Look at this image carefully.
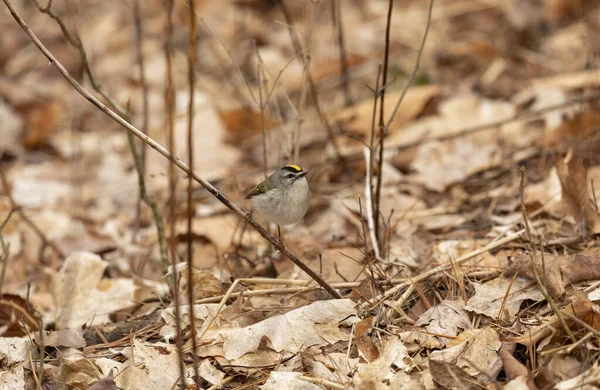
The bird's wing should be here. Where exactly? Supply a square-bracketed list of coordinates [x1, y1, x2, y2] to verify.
[244, 183, 267, 199]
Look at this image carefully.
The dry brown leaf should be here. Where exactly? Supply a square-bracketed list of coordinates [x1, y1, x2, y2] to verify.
[428, 359, 479, 390]
[499, 348, 530, 380]
[415, 300, 471, 346]
[355, 316, 379, 363]
[37, 329, 86, 349]
[353, 338, 410, 389]
[217, 299, 358, 360]
[96, 340, 196, 388]
[20, 99, 65, 148]
[506, 293, 600, 347]
[89, 371, 118, 390]
[504, 249, 600, 297]
[411, 138, 501, 192]
[218, 105, 276, 142]
[49, 252, 139, 329]
[465, 276, 543, 321]
[430, 327, 502, 378]
[556, 155, 600, 234]
[0, 294, 38, 337]
[554, 364, 600, 390]
[331, 84, 440, 137]
[261, 372, 320, 390]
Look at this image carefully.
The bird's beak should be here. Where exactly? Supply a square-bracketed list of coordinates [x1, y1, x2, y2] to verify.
[299, 171, 308, 178]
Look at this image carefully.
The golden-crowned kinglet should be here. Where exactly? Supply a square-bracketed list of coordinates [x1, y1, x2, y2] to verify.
[244, 164, 311, 226]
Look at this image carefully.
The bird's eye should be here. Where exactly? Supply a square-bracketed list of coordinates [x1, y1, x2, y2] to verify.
[286, 173, 295, 179]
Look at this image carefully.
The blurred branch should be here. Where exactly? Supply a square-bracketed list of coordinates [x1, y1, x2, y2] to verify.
[132, 0, 150, 241]
[375, 0, 434, 249]
[0, 207, 16, 295]
[278, 0, 345, 164]
[32, 0, 126, 116]
[163, 0, 187, 388]
[185, 0, 201, 385]
[0, 167, 65, 260]
[331, 0, 352, 106]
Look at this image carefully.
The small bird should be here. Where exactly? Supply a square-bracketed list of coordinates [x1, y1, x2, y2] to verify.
[244, 165, 311, 243]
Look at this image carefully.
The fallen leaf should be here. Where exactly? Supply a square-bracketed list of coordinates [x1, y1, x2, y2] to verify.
[554, 364, 600, 390]
[260, 372, 320, 390]
[37, 329, 86, 348]
[89, 371, 118, 390]
[353, 338, 409, 388]
[331, 84, 440, 137]
[428, 359, 479, 390]
[504, 249, 600, 297]
[219, 299, 359, 360]
[355, 316, 379, 363]
[50, 252, 139, 329]
[465, 276, 544, 321]
[411, 138, 501, 192]
[430, 327, 502, 378]
[506, 293, 600, 347]
[96, 340, 196, 389]
[199, 360, 225, 386]
[415, 300, 471, 346]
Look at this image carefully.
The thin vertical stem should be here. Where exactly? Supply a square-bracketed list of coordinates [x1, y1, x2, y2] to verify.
[186, 0, 200, 386]
[132, 0, 149, 241]
[165, 0, 186, 387]
[374, 0, 394, 248]
[331, 0, 352, 106]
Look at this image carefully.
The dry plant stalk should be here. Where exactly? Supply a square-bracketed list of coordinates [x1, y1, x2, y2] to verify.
[374, 0, 434, 250]
[518, 167, 576, 344]
[1, 0, 342, 300]
[185, 0, 201, 384]
[163, 0, 187, 387]
[132, 0, 150, 240]
[278, 0, 345, 164]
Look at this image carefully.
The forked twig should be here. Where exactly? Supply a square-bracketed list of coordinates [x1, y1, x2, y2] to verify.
[1, 0, 342, 300]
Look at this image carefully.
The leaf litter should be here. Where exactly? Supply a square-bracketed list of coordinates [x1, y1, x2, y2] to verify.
[3, 0, 600, 389]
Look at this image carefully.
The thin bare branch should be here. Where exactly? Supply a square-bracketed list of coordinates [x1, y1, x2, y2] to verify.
[186, 0, 201, 385]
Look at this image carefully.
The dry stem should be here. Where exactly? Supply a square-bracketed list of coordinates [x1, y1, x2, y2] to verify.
[186, 0, 201, 385]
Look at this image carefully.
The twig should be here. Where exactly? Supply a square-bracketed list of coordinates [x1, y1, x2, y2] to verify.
[383, 0, 434, 133]
[331, 0, 352, 106]
[0, 207, 15, 295]
[518, 167, 576, 344]
[363, 148, 381, 260]
[1, 0, 342, 300]
[360, 229, 525, 311]
[374, 0, 394, 244]
[185, 0, 201, 385]
[163, 1, 186, 388]
[375, 0, 435, 247]
[31, 0, 126, 116]
[298, 375, 345, 390]
[126, 133, 169, 272]
[278, 0, 345, 164]
[256, 45, 269, 178]
[0, 167, 65, 259]
[132, 0, 150, 241]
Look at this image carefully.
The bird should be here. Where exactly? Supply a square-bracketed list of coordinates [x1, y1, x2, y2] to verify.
[244, 164, 311, 246]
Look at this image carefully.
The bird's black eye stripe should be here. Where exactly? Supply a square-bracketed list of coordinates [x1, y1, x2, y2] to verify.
[286, 173, 295, 179]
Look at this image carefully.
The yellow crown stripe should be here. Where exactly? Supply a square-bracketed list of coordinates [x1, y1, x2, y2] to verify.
[285, 164, 303, 172]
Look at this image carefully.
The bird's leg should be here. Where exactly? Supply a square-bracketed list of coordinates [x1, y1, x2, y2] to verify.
[277, 225, 284, 250]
